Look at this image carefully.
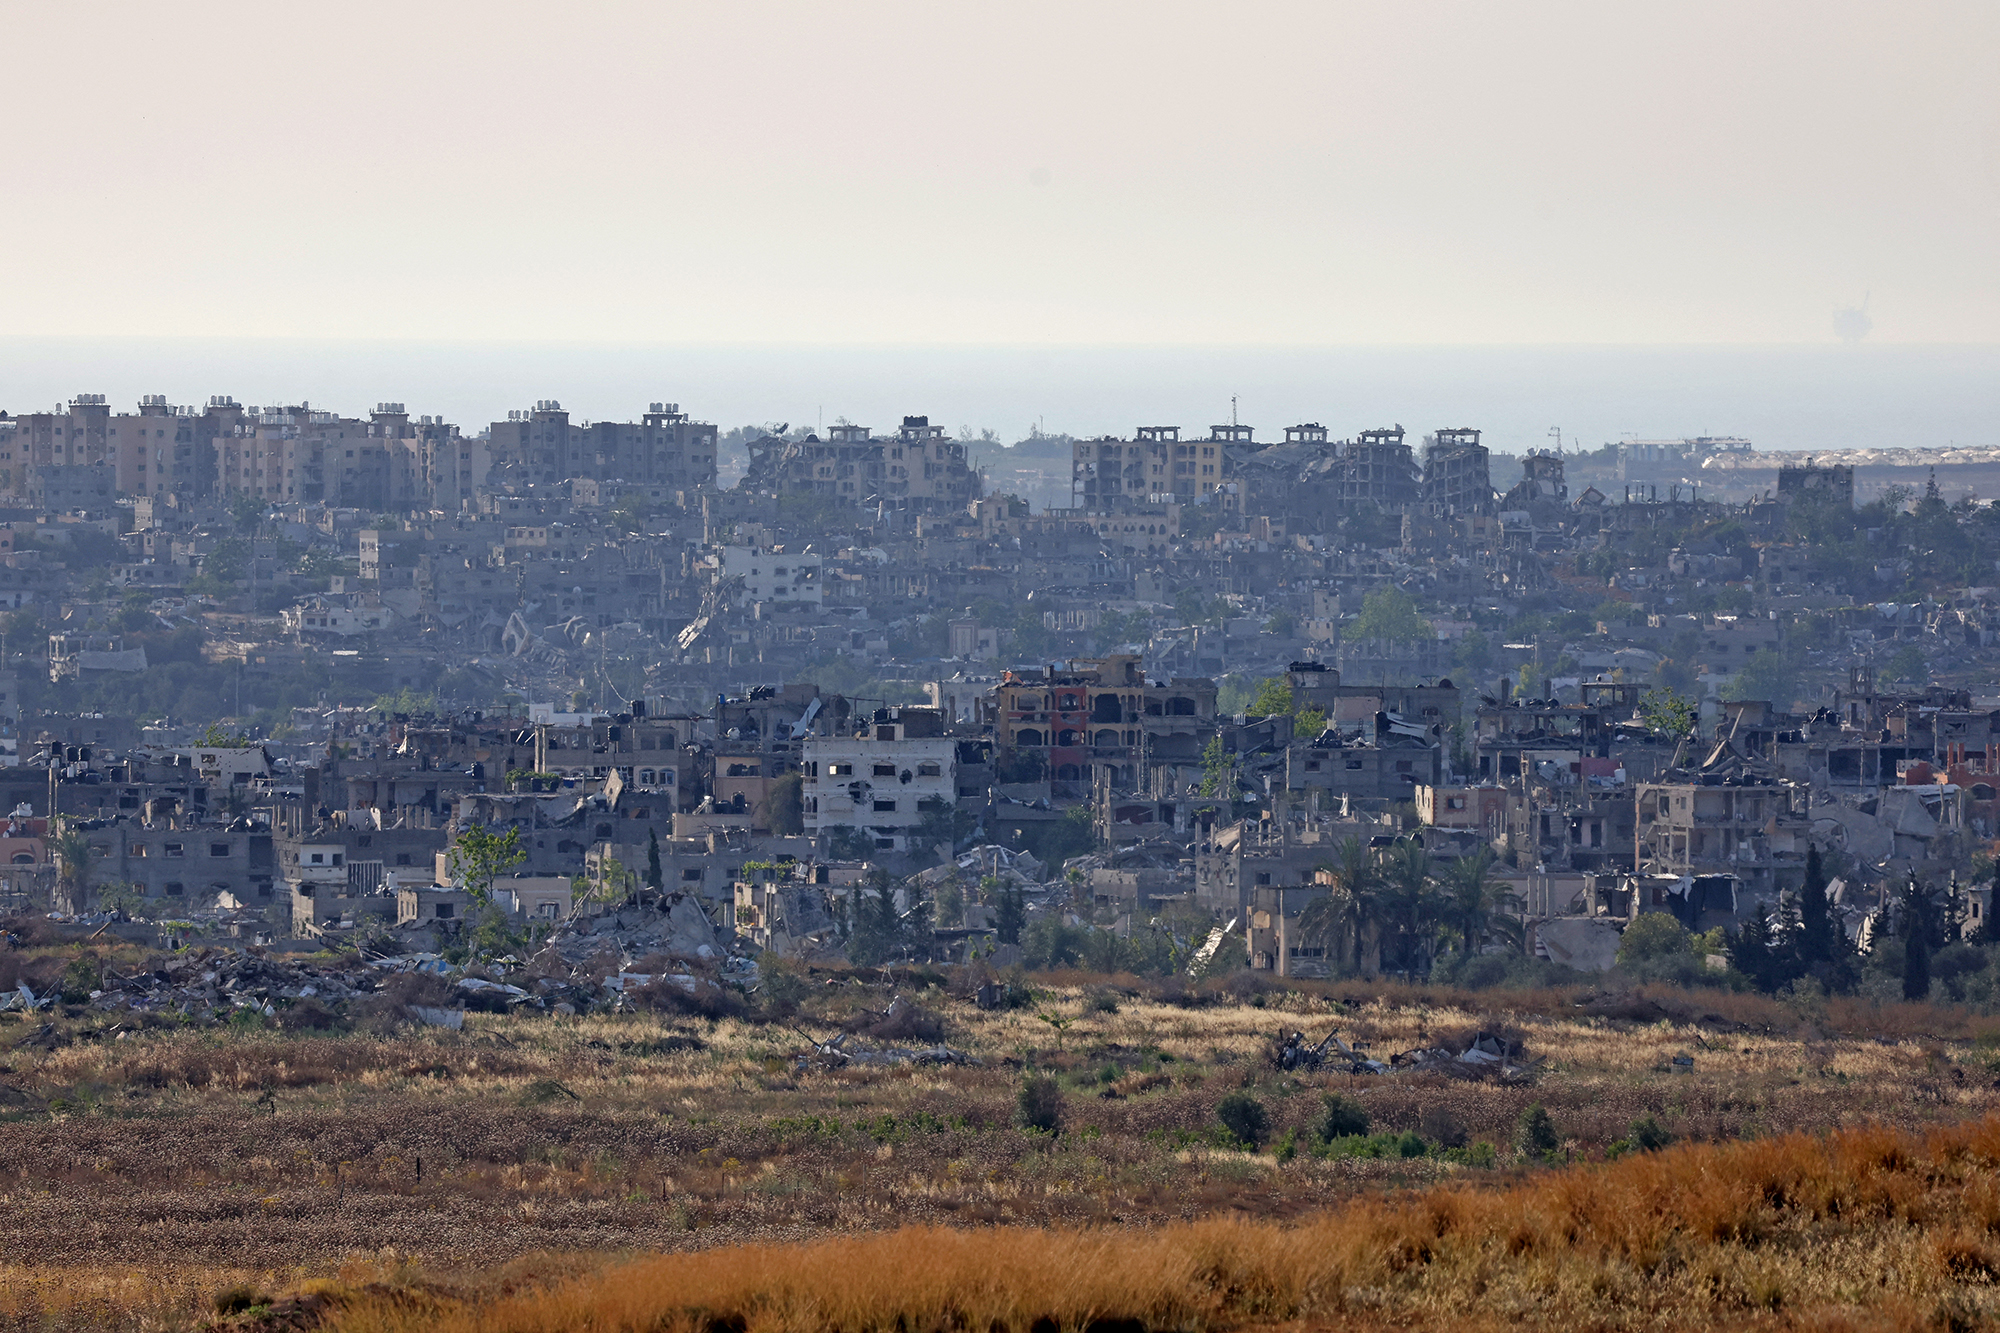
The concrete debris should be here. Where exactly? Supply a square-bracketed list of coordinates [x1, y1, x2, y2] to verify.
[794, 1031, 979, 1069]
[456, 977, 530, 1000]
[3, 982, 50, 1012]
[543, 895, 722, 966]
[1390, 1030, 1538, 1083]
[1534, 917, 1624, 972]
[4, 898, 756, 1026]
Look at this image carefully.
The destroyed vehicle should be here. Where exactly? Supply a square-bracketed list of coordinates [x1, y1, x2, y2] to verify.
[1276, 1028, 1387, 1075]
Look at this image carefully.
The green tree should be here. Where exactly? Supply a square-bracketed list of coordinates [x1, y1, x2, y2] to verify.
[1015, 1074, 1063, 1133]
[934, 874, 965, 929]
[1728, 900, 1790, 993]
[1376, 839, 1437, 977]
[52, 823, 93, 910]
[1900, 873, 1938, 1001]
[1904, 915, 1932, 1000]
[846, 870, 928, 965]
[608, 493, 651, 533]
[1216, 1092, 1270, 1148]
[1617, 912, 1693, 966]
[1432, 848, 1522, 958]
[646, 828, 663, 894]
[1298, 835, 1379, 974]
[1215, 675, 1257, 716]
[910, 801, 975, 862]
[591, 854, 632, 906]
[1884, 644, 1929, 687]
[1639, 687, 1698, 740]
[1318, 1093, 1370, 1140]
[228, 490, 265, 533]
[1245, 677, 1293, 719]
[445, 824, 527, 907]
[371, 686, 436, 716]
[1348, 585, 1432, 644]
[1516, 1104, 1561, 1159]
[994, 880, 1027, 945]
[768, 771, 805, 836]
[826, 825, 876, 860]
[1794, 845, 1844, 977]
[1198, 735, 1234, 799]
[1453, 628, 1493, 670]
[1722, 645, 1805, 709]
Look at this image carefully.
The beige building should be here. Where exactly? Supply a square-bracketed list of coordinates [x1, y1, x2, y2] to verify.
[1070, 424, 1238, 510]
[1634, 776, 1812, 907]
[487, 400, 717, 492]
[747, 418, 978, 512]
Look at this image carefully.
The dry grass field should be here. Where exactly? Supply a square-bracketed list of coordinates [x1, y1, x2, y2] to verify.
[5, 961, 2000, 1330]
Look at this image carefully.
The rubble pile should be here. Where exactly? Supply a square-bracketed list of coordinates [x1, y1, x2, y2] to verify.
[0, 895, 757, 1026]
[5, 948, 376, 1021]
[1272, 1027, 1538, 1083]
[1390, 1030, 1539, 1084]
[541, 896, 723, 967]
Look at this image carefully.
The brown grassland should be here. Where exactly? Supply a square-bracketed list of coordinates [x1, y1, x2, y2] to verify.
[7, 955, 2000, 1330]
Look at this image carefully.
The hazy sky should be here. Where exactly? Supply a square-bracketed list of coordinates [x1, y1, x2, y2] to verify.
[3, 1, 1996, 345]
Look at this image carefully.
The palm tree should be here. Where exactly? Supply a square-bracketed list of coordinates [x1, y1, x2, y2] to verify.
[52, 824, 93, 912]
[1299, 835, 1379, 975]
[1432, 847, 1524, 959]
[1295, 886, 1356, 974]
[1376, 838, 1437, 978]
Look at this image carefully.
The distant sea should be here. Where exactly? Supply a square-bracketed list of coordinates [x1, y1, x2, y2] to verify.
[2, 339, 1994, 461]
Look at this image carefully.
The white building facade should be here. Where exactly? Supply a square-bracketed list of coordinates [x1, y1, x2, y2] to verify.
[803, 725, 956, 853]
[720, 545, 823, 606]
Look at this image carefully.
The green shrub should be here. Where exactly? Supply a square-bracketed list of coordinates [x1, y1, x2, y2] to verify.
[1418, 1105, 1467, 1149]
[1516, 1103, 1560, 1159]
[57, 953, 102, 1004]
[1317, 1131, 1431, 1161]
[1629, 1114, 1673, 1152]
[1016, 1074, 1063, 1134]
[1216, 1092, 1270, 1148]
[759, 958, 810, 1013]
[1318, 1093, 1370, 1141]
[1618, 912, 1693, 963]
[1443, 1141, 1498, 1168]
[213, 1284, 269, 1316]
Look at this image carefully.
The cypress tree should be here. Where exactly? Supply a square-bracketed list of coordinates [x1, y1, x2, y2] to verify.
[995, 884, 1026, 945]
[1797, 845, 1838, 968]
[646, 828, 663, 894]
[1902, 874, 1933, 1002]
[1729, 901, 1778, 992]
[1904, 925, 1933, 1001]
